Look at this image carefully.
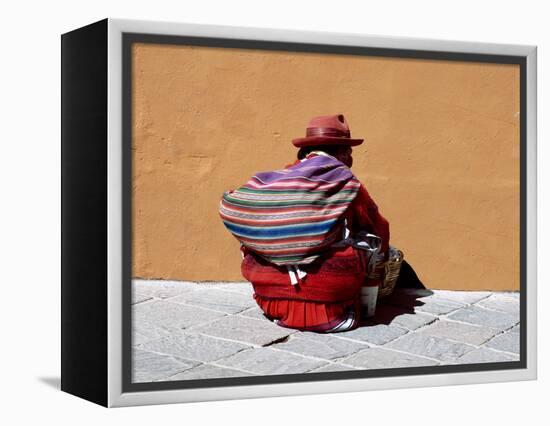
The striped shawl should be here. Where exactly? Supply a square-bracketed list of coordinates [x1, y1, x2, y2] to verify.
[219, 154, 361, 265]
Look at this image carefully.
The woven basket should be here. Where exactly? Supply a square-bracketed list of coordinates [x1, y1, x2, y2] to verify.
[368, 247, 404, 299]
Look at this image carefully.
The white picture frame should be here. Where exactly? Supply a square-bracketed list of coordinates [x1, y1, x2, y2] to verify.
[61, 18, 537, 407]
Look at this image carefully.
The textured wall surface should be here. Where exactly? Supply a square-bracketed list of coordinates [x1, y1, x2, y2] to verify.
[132, 43, 520, 290]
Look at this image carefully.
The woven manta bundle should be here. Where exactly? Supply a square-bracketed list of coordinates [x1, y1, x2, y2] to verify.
[219, 154, 361, 265]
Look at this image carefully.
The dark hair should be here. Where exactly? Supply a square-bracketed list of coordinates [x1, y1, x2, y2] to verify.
[297, 145, 348, 160]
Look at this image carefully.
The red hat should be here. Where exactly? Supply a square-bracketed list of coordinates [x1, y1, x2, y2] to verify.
[292, 114, 364, 148]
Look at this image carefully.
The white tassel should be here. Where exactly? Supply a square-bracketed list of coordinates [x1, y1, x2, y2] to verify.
[295, 266, 307, 280]
[287, 266, 298, 285]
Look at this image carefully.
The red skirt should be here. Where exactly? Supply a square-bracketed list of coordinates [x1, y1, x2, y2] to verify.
[242, 245, 366, 332]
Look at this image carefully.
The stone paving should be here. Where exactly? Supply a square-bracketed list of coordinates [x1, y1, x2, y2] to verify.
[132, 280, 520, 383]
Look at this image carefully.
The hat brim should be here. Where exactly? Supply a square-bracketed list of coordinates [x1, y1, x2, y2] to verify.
[292, 136, 364, 148]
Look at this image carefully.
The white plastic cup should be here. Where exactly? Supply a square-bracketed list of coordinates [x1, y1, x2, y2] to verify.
[361, 286, 379, 317]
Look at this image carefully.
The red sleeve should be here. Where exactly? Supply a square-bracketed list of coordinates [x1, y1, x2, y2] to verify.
[346, 184, 390, 257]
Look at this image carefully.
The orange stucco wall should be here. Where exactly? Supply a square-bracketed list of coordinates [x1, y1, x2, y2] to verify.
[131, 43, 520, 291]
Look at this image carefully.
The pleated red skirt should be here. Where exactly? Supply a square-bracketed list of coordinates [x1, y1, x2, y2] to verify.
[253, 294, 361, 332]
[242, 245, 366, 332]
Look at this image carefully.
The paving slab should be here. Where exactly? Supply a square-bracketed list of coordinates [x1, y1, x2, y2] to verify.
[216, 347, 327, 375]
[309, 363, 359, 373]
[203, 282, 255, 296]
[447, 305, 519, 330]
[132, 349, 198, 383]
[342, 347, 439, 369]
[239, 306, 269, 320]
[430, 290, 492, 305]
[166, 364, 254, 380]
[382, 290, 466, 315]
[455, 347, 519, 363]
[476, 293, 520, 314]
[381, 290, 434, 310]
[133, 279, 199, 299]
[190, 315, 295, 346]
[133, 300, 226, 332]
[132, 292, 153, 305]
[271, 333, 367, 360]
[484, 331, 520, 354]
[133, 330, 153, 347]
[138, 332, 251, 363]
[131, 280, 522, 379]
[386, 333, 474, 362]
[170, 288, 256, 314]
[414, 298, 466, 315]
[132, 319, 174, 346]
[498, 292, 519, 300]
[418, 320, 500, 346]
[373, 303, 437, 330]
[337, 323, 408, 345]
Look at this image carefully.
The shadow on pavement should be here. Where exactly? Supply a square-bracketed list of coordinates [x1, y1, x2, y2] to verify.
[359, 260, 433, 325]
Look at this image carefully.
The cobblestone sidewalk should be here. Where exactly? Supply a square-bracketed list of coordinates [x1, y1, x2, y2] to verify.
[132, 280, 520, 382]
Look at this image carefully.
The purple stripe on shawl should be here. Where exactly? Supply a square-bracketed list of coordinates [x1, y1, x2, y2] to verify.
[254, 155, 352, 184]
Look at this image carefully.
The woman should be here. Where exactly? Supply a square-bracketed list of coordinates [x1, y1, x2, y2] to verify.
[221, 114, 390, 332]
